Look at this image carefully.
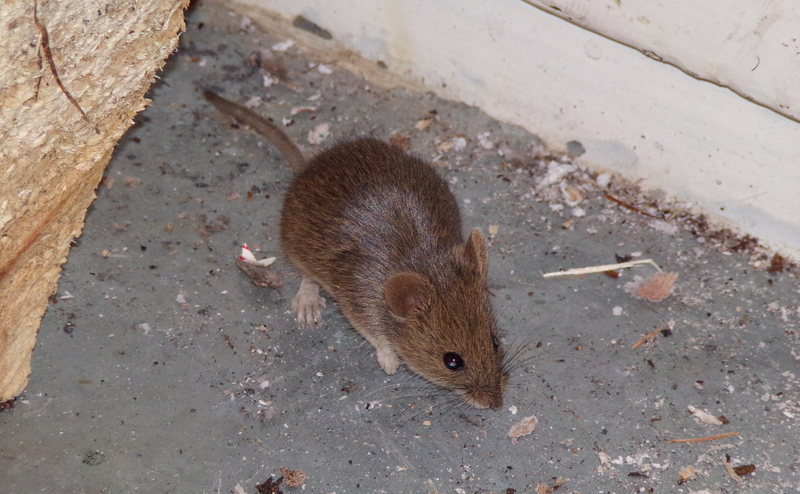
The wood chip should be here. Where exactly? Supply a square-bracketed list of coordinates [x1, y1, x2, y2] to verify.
[415, 117, 434, 131]
[688, 405, 723, 425]
[508, 415, 538, 444]
[307, 123, 329, 145]
[678, 465, 696, 481]
[124, 177, 142, 188]
[563, 186, 583, 204]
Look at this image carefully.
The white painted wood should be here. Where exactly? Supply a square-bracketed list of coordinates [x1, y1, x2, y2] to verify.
[220, 0, 800, 258]
[526, 0, 800, 122]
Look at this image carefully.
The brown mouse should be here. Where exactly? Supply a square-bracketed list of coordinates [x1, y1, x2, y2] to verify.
[203, 90, 508, 409]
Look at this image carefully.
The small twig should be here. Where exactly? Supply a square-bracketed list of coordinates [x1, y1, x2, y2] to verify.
[605, 193, 660, 219]
[543, 259, 662, 278]
[34, 0, 93, 127]
[631, 328, 661, 350]
[666, 431, 740, 443]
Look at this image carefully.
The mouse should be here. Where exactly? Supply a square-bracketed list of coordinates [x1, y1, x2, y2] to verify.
[202, 90, 508, 409]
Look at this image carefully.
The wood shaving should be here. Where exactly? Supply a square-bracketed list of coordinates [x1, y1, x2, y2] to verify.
[678, 465, 696, 481]
[290, 106, 317, 116]
[415, 118, 434, 131]
[307, 123, 329, 145]
[124, 177, 142, 188]
[280, 466, 306, 487]
[508, 415, 538, 443]
[688, 405, 723, 425]
[542, 259, 662, 278]
[722, 455, 743, 484]
[436, 139, 453, 153]
[624, 272, 678, 301]
[535, 484, 552, 494]
[562, 185, 583, 205]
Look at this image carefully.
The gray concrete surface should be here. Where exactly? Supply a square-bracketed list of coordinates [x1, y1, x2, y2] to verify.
[2, 1, 799, 492]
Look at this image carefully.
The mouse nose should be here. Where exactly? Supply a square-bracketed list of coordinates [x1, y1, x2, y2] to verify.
[468, 388, 503, 410]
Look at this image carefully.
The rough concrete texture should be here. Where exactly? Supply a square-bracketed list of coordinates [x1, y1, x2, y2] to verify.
[2, 2, 799, 493]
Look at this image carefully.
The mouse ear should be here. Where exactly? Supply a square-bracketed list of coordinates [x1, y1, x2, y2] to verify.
[464, 228, 489, 279]
[385, 273, 430, 318]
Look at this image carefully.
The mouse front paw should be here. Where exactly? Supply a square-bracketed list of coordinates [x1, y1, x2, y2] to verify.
[291, 277, 326, 325]
[376, 347, 400, 375]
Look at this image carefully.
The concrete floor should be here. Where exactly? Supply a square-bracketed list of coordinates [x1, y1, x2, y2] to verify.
[2, 1, 799, 492]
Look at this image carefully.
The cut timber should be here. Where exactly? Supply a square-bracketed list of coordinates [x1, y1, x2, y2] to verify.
[0, 0, 189, 402]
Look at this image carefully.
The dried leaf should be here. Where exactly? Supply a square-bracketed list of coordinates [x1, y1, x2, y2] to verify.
[625, 272, 678, 301]
[508, 415, 538, 443]
[733, 464, 756, 476]
[280, 467, 306, 487]
[388, 131, 411, 151]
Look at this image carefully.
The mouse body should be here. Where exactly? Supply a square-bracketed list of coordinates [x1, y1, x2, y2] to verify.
[203, 90, 507, 409]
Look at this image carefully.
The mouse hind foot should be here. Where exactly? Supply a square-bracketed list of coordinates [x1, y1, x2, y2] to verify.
[292, 277, 327, 325]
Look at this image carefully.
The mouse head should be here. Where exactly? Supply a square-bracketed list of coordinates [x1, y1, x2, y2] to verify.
[385, 229, 508, 409]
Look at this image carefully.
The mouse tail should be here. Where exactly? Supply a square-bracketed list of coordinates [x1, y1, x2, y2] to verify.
[202, 89, 307, 174]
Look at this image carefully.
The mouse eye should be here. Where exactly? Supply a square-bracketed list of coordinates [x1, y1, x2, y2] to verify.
[443, 352, 464, 371]
[491, 336, 500, 351]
